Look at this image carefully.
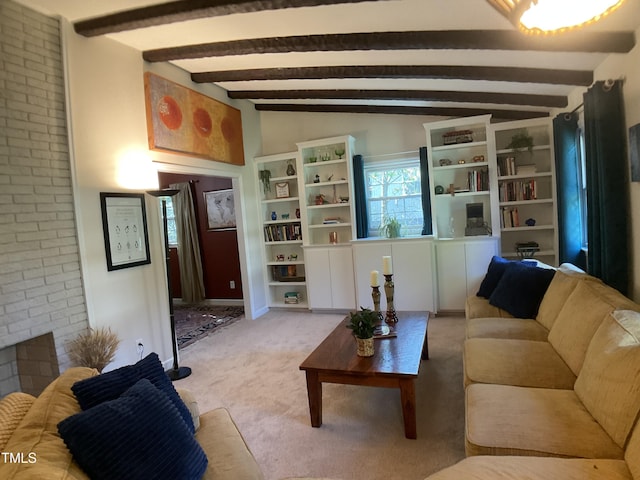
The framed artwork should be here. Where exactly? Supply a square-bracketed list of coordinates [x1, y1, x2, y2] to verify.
[275, 182, 290, 198]
[204, 189, 236, 230]
[144, 72, 245, 165]
[100, 193, 151, 271]
[630, 123, 640, 182]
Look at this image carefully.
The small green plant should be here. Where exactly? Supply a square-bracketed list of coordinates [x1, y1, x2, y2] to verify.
[380, 216, 401, 238]
[346, 307, 378, 339]
[68, 327, 120, 373]
[258, 169, 271, 193]
[506, 131, 534, 153]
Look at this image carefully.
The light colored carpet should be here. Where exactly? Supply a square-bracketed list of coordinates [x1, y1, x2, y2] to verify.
[176, 310, 466, 480]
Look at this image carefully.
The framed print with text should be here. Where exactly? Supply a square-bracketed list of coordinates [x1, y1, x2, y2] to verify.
[100, 192, 151, 271]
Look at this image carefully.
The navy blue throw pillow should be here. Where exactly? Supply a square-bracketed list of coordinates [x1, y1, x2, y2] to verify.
[59, 379, 207, 480]
[488, 262, 555, 319]
[476, 256, 513, 298]
[71, 352, 194, 433]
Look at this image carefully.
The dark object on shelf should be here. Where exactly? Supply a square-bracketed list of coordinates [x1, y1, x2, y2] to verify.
[272, 265, 305, 282]
[435, 185, 445, 195]
[443, 130, 473, 145]
[525, 218, 536, 226]
[465, 203, 489, 236]
[516, 241, 540, 259]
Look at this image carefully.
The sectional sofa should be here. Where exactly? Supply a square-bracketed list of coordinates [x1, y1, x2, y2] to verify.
[424, 259, 640, 479]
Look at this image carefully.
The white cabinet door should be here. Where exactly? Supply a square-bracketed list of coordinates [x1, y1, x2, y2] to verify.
[436, 239, 498, 311]
[304, 248, 333, 309]
[329, 246, 356, 310]
[352, 239, 435, 312]
[304, 246, 355, 309]
[436, 242, 468, 311]
[465, 241, 497, 298]
[393, 240, 435, 311]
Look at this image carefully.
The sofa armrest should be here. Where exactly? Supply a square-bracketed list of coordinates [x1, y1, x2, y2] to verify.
[176, 388, 200, 431]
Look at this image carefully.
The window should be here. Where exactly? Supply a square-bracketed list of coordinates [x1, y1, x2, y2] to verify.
[364, 157, 423, 237]
[164, 197, 178, 246]
[577, 127, 588, 249]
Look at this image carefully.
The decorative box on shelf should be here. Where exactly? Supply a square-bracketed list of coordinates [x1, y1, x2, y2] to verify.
[284, 291, 302, 304]
[443, 130, 473, 145]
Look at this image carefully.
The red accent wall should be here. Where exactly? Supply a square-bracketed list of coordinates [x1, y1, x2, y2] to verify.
[158, 172, 243, 300]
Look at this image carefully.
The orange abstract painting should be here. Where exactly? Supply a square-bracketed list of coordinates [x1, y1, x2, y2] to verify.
[144, 72, 245, 165]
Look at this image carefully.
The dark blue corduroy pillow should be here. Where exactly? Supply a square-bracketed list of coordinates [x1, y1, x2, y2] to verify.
[59, 379, 207, 480]
[476, 256, 513, 299]
[71, 353, 194, 432]
[488, 262, 555, 319]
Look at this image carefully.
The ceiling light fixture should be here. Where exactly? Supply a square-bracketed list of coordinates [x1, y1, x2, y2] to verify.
[487, 0, 626, 34]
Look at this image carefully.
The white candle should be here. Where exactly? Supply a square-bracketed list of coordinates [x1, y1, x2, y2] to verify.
[370, 270, 379, 287]
[382, 256, 393, 275]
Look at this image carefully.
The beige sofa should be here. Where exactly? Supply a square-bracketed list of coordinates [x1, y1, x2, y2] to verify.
[423, 261, 640, 480]
[0, 366, 264, 479]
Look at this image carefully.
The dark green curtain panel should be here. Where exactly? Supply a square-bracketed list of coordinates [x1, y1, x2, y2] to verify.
[552, 112, 585, 269]
[419, 147, 433, 235]
[352, 154, 368, 238]
[583, 80, 629, 295]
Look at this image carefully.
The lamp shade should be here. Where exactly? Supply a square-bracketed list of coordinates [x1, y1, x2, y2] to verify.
[487, 0, 625, 34]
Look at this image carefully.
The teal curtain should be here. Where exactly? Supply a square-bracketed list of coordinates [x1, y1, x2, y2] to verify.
[419, 147, 433, 235]
[583, 80, 629, 295]
[352, 154, 368, 238]
[552, 113, 585, 269]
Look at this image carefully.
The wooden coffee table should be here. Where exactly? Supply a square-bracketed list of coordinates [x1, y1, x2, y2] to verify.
[299, 312, 429, 439]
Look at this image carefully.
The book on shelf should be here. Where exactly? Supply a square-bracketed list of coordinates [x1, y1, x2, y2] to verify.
[264, 223, 302, 242]
[499, 179, 537, 202]
[501, 206, 520, 228]
[497, 156, 517, 176]
[516, 164, 537, 175]
[322, 217, 341, 224]
[467, 168, 489, 192]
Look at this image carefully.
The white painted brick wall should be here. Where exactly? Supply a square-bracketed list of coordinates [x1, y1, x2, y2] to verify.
[0, 0, 89, 395]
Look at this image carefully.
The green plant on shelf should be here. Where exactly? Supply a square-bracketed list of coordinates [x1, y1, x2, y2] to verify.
[259, 169, 271, 193]
[506, 131, 534, 154]
[379, 216, 402, 238]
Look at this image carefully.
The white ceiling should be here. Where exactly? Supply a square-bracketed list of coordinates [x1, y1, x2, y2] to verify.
[14, 0, 640, 119]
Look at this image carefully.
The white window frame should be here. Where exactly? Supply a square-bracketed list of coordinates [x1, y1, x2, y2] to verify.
[363, 155, 423, 238]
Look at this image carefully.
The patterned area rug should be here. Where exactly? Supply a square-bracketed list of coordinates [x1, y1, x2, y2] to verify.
[174, 304, 244, 349]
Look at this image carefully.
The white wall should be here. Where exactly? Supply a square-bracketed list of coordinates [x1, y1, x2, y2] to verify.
[564, 23, 640, 302]
[61, 21, 265, 370]
[260, 111, 442, 157]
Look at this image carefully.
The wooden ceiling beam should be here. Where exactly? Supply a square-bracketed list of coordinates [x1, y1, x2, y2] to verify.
[74, 0, 385, 37]
[192, 65, 592, 86]
[228, 89, 567, 107]
[143, 30, 635, 62]
[254, 103, 549, 120]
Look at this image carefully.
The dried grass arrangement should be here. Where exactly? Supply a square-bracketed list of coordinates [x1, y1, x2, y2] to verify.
[68, 327, 120, 373]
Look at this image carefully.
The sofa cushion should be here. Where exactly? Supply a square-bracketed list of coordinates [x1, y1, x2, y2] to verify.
[574, 310, 640, 449]
[465, 317, 548, 341]
[625, 411, 640, 480]
[464, 338, 576, 389]
[476, 256, 513, 298]
[0, 367, 97, 480]
[535, 264, 599, 331]
[465, 383, 623, 459]
[548, 281, 640, 375]
[424, 456, 632, 480]
[71, 352, 194, 433]
[0, 392, 35, 451]
[488, 262, 555, 319]
[198, 408, 265, 480]
[59, 379, 207, 480]
[465, 296, 514, 321]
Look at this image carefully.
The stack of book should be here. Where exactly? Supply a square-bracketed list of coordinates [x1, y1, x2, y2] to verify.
[467, 168, 489, 192]
[499, 179, 537, 201]
[501, 207, 520, 228]
[264, 223, 302, 242]
[516, 164, 537, 176]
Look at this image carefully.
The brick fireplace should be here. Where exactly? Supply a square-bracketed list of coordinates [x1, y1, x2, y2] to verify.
[0, 1, 89, 396]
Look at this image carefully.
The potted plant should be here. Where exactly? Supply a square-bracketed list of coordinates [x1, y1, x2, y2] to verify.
[67, 327, 120, 373]
[380, 216, 402, 238]
[258, 169, 271, 193]
[506, 131, 534, 153]
[346, 307, 378, 357]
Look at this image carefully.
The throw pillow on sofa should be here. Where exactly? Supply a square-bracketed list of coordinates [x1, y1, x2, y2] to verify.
[71, 352, 194, 432]
[59, 379, 207, 480]
[489, 262, 555, 319]
[476, 256, 538, 299]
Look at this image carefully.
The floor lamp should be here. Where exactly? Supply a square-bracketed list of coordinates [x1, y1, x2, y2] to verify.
[147, 189, 191, 381]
